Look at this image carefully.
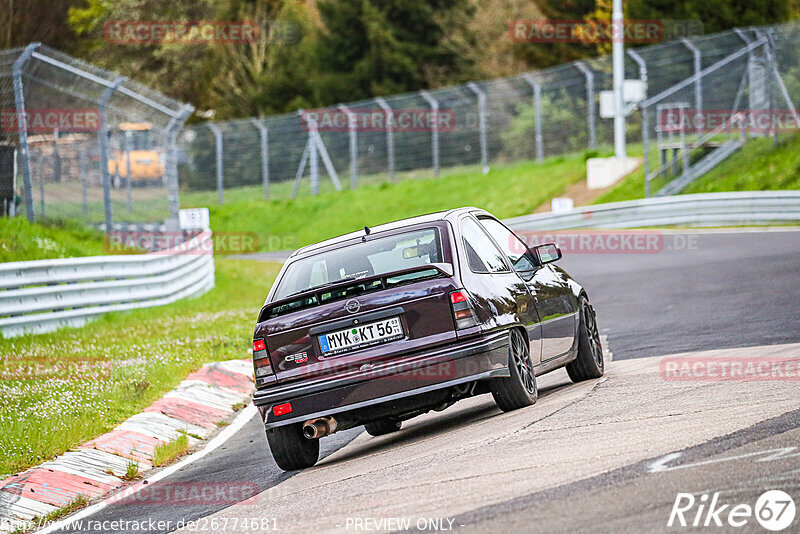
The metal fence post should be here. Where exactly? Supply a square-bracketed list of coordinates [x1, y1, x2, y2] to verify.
[53, 129, 61, 184]
[642, 104, 651, 197]
[98, 76, 127, 232]
[466, 83, 489, 174]
[165, 105, 193, 225]
[764, 29, 800, 132]
[338, 104, 359, 187]
[681, 38, 703, 117]
[628, 50, 649, 176]
[575, 62, 597, 149]
[12, 43, 40, 222]
[522, 74, 544, 163]
[123, 130, 132, 211]
[420, 91, 440, 177]
[37, 153, 45, 217]
[375, 98, 395, 181]
[206, 123, 224, 205]
[250, 118, 270, 198]
[308, 115, 319, 195]
[79, 146, 88, 215]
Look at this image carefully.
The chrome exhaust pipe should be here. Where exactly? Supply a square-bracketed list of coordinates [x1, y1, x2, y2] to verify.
[302, 417, 338, 439]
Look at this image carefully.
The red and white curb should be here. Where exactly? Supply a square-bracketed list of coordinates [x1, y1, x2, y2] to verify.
[0, 359, 253, 534]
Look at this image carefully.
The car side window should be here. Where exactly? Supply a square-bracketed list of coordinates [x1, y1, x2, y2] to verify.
[460, 218, 509, 273]
[477, 216, 538, 273]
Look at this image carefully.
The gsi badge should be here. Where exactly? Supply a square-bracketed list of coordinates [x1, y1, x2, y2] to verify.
[345, 299, 361, 314]
[285, 352, 308, 364]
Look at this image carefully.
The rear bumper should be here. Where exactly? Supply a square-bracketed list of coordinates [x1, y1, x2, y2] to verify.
[254, 331, 509, 429]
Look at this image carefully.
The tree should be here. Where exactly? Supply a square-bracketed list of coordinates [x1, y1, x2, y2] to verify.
[1, 0, 81, 51]
[312, 0, 475, 102]
[68, 0, 215, 106]
[203, 0, 319, 117]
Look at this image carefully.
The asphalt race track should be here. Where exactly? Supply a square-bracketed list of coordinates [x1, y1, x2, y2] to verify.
[59, 228, 800, 534]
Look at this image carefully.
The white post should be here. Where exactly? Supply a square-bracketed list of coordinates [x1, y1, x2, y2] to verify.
[374, 98, 395, 181]
[681, 38, 703, 117]
[612, 0, 626, 158]
[575, 62, 596, 149]
[250, 118, 270, 199]
[338, 104, 358, 188]
[420, 91, 440, 177]
[522, 74, 544, 163]
[206, 123, 224, 205]
[466, 82, 489, 174]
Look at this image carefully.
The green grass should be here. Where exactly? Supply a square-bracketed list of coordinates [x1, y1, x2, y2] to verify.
[10, 494, 90, 534]
[0, 258, 281, 477]
[152, 434, 189, 467]
[0, 217, 108, 262]
[593, 133, 800, 204]
[181, 150, 615, 252]
[124, 459, 140, 480]
[683, 135, 800, 193]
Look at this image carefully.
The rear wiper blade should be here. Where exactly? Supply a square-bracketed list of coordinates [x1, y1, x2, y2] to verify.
[287, 276, 359, 297]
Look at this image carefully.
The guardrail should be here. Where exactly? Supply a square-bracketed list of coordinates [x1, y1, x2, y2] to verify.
[0, 231, 215, 338]
[505, 192, 800, 231]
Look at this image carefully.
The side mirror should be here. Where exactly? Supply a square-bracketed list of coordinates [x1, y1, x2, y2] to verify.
[533, 243, 562, 264]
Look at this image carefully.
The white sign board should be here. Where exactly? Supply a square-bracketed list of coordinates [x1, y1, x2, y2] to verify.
[551, 197, 574, 213]
[600, 80, 647, 118]
[179, 208, 211, 230]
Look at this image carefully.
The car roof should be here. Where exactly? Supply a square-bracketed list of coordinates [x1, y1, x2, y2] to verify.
[290, 206, 484, 258]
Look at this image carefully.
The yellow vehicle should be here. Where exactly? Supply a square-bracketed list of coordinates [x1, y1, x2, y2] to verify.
[108, 122, 165, 186]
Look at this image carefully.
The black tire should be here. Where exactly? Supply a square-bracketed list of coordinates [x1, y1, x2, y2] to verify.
[266, 423, 319, 471]
[566, 296, 604, 382]
[489, 329, 538, 412]
[364, 419, 402, 437]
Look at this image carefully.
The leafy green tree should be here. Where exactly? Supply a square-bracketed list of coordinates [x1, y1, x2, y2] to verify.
[312, 0, 475, 102]
[68, 0, 215, 106]
[203, 0, 319, 117]
[1, 0, 81, 51]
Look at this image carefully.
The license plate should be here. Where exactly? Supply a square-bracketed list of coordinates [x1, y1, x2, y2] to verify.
[318, 317, 403, 356]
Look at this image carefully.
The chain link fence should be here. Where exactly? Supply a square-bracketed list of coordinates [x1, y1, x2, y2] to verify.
[0, 44, 193, 229]
[2, 21, 799, 229]
[179, 21, 800, 203]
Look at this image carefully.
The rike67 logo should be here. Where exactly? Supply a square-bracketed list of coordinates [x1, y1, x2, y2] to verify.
[669, 490, 796, 531]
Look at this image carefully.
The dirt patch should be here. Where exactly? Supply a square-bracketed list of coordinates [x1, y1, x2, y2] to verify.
[533, 179, 614, 213]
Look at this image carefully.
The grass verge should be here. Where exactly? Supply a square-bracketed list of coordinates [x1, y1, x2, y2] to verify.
[0, 258, 281, 477]
[152, 434, 190, 467]
[0, 217, 108, 262]
[593, 133, 800, 204]
[181, 148, 620, 252]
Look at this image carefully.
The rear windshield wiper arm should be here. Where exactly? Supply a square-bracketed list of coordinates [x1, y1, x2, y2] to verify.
[287, 276, 359, 297]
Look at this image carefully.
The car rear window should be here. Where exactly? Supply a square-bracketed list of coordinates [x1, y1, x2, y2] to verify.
[272, 228, 445, 301]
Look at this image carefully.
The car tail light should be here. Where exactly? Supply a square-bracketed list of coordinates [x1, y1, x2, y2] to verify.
[252, 337, 273, 378]
[449, 290, 479, 329]
[272, 402, 292, 416]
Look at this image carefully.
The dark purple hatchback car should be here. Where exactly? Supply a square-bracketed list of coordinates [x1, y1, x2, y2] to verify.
[252, 208, 603, 470]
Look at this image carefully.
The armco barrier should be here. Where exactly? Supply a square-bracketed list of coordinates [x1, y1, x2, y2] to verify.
[504, 192, 800, 231]
[0, 231, 215, 338]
